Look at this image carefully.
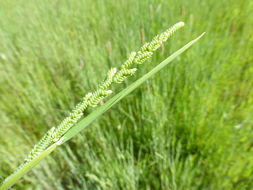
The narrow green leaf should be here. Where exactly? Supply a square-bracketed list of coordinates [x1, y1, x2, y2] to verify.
[0, 32, 204, 190]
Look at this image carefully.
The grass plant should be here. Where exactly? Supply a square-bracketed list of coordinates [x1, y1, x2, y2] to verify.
[0, 21, 205, 190]
[0, 0, 253, 189]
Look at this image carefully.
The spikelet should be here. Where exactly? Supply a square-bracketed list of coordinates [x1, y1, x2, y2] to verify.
[147, 35, 161, 51]
[87, 90, 113, 107]
[24, 127, 55, 163]
[121, 52, 137, 69]
[52, 93, 93, 141]
[134, 52, 153, 65]
[113, 68, 137, 83]
[123, 22, 184, 68]
[140, 43, 150, 52]
[99, 68, 117, 90]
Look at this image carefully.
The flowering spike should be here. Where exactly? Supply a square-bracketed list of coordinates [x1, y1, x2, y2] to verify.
[18, 22, 185, 169]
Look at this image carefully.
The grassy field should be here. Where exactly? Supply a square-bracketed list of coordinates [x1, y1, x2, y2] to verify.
[0, 0, 253, 189]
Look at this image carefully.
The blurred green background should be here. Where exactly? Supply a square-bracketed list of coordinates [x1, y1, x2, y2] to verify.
[0, 0, 253, 189]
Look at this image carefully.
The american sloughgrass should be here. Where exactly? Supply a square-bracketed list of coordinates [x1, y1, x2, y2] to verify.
[0, 21, 205, 189]
[21, 22, 185, 165]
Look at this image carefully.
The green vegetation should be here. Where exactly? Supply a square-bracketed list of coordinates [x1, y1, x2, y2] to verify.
[0, 0, 253, 189]
[0, 32, 204, 190]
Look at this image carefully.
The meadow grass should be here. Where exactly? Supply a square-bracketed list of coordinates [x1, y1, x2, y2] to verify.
[0, 0, 253, 189]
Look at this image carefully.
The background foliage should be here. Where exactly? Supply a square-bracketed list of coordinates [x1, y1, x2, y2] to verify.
[0, 0, 253, 189]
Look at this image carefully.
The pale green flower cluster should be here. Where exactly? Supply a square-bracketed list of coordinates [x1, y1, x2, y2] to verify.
[22, 21, 185, 164]
[24, 127, 56, 163]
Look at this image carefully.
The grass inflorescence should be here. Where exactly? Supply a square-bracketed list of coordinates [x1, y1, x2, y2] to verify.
[1, 0, 253, 189]
[4, 22, 185, 184]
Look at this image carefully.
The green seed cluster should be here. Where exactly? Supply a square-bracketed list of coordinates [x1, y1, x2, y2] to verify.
[24, 127, 56, 163]
[21, 21, 185, 165]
